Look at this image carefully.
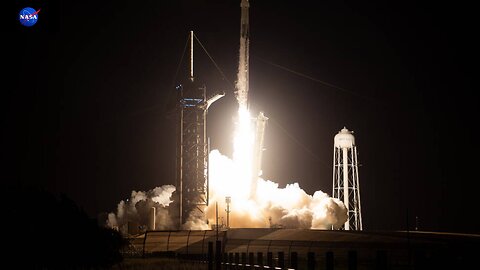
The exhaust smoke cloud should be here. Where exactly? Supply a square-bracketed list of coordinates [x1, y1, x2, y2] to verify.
[106, 111, 347, 231]
[106, 185, 176, 231]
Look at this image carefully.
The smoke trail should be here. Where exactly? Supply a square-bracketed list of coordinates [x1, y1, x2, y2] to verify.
[235, 35, 249, 109]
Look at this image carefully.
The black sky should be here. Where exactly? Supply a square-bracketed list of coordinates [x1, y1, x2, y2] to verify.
[6, 0, 479, 233]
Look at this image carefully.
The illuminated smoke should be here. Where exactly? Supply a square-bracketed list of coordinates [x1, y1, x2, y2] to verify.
[204, 150, 347, 229]
[107, 147, 346, 231]
[182, 211, 211, 230]
[201, 93, 347, 229]
[107, 185, 176, 231]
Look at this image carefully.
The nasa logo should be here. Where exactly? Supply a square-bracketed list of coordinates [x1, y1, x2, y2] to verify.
[19, 7, 41, 27]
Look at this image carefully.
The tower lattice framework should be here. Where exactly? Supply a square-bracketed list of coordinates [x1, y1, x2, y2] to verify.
[176, 81, 209, 226]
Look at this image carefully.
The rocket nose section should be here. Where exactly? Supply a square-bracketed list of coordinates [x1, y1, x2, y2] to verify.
[241, 0, 250, 8]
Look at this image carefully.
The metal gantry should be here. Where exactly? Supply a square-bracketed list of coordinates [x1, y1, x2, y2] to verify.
[175, 31, 224, 227]
[177, 81, 209, 226]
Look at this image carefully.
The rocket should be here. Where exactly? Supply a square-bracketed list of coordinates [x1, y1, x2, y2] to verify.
[240, 0, 250, 39]
[236, 0, 250, 109]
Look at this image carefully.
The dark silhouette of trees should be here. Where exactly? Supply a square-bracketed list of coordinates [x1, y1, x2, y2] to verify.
[5, 184, 125, 269]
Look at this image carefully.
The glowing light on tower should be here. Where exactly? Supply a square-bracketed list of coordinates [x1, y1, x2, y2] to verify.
[333, 127, 363, 230]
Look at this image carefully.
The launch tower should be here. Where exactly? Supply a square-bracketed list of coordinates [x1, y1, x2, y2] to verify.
[176, 31, 224, 227]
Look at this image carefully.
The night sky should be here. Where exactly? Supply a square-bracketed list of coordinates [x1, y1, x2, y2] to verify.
[7, 0, 479, 233]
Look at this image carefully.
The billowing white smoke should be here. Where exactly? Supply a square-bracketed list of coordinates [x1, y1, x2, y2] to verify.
[107, 185, 176, 231]
[106, 111, 347, 231]
[106, 150, 347, 231]
[182, 211, 211, 230]
[203, 150, 347, 229]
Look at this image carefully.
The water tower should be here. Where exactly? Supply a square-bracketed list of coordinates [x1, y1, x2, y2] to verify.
[333, 127, 363, 230]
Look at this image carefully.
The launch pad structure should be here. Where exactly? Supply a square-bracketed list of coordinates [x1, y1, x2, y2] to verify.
[176, 32, 224, 227]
